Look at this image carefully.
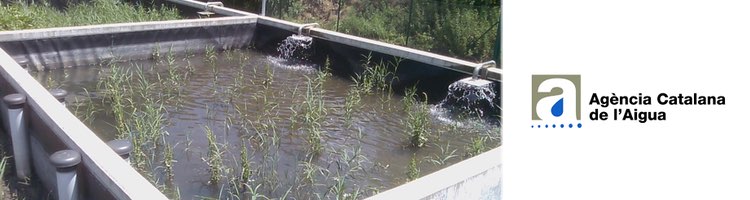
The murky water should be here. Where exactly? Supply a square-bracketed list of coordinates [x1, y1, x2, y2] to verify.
[30, 49, 500, 199]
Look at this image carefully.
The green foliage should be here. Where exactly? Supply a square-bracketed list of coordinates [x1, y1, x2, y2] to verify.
[0, 0, 180, 31]
[466, 136, 488, 157]
[431, 6, 499, 60]
[302, 67, 330, 154]
[268, 0, 305, 20]
[405, 91, 430, 148]
[338, 5, 406, 45]
[406, 155, 420, 181]
[273, 0, 500, 61]
[0, 4, 34, 31]
[205, 126, 224, 184]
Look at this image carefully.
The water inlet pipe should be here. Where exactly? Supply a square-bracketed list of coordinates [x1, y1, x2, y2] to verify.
[51, 149, 81, 200]
[3, 93, 30, 180]
[298, 23, 320, 36]
[198, 1, 224, 17]
[472, 61, 497, 80]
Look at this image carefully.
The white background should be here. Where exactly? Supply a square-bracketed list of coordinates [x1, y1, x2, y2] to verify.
[503, 0, 750, 199]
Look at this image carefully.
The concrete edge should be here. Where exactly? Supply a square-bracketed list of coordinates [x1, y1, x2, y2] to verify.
[0, 16, 258, 42]
[0, 48, 168, 200]
[367, 147, 502, 199]
[165, 0, 256, 16]
[256, 16, 503, 82]
[162, 0, 502, 82]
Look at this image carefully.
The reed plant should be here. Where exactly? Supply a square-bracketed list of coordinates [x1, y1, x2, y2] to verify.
[405, 94, 430, 148]
[466, 136, 488, 157]
[151, 45, 162, 61]
[71, 88, 99, 124]
[0, 156, 10, 198]
[406, 155, 420, 181]
[162, 141, 175, 180]
[427, 143, 458, 166]
[328, 175, 360, 200]
[98, 62, 131, 137]
[240, 142, 252, 184]
[165, 47, 182, 89]
[205, 46, 220, 84]
[343, 87, 361, 122]
[356, 54, 400, 94]
[205, 126, 224, 184]
[301, 68, 331, 154]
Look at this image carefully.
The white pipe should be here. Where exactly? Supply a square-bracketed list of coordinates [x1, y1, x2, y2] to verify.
[472, 61, 497, 80]
[51, 150, 81, 200]
[261, 0, 267, 16]
[4, 94, 30, 180]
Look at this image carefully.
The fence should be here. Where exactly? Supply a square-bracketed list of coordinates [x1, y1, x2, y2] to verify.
[262, 0, 500, 63]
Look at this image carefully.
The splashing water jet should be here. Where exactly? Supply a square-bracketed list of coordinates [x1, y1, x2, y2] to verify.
[439, 61, 501, 119]
[277, 34, 314, 60]
[276, 23, 319, 60]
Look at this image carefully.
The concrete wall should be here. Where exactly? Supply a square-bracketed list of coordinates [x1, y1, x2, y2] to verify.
[0, 48, 168, 199]
[0, 16, 255, 199]
[0, 16, 257, 70]
[368, 147, 502, 200]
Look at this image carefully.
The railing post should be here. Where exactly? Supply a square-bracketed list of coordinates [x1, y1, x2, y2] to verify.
[51, 149, 81, 200]
[4, 93, 30, 179]
[107, 139, 133, 164]
[50, 89, 68, 106]
[261, 0, 267, 16]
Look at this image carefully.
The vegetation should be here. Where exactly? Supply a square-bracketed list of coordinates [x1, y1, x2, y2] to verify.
[301, 65, 331, 154]
[0, 156, 13, 199]
[403, 86, 430, 148]
[406, 154, 420, 181]
[265, 0, 500, 61]
[0, 0, 180, 31]
[29, 47, 501, 199]
[204, 126, 223, 184]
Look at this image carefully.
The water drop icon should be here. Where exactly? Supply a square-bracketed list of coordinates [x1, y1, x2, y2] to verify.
[551, 98, 563, 117]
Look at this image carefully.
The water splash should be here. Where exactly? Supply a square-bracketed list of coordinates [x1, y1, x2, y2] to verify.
[438, 78, 501, 120]
[271, 34, 317, 72]
[277, 34, 314, 60]
[266, 56, 318, 73]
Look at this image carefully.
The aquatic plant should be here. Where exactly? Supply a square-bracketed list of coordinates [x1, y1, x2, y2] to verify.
[240, 142, 252, 184]
[406, 94, 430, 148]
[407, 155, 420, 181]
[98, 62, 131, 137]
[163, 141, 175, 180]
[205, 46, 220, 84]
[343, 86, 362, 122]
[302, 69, 331, 154]
[204, 126, 224, 184]
[299, 159, 321, 186]
[151, 44, 162, 61]
[466, 136, 488, 157]
[71, 88, 99, 124]
[427, 143, 458, 166]
[165, 47, 182, 89]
